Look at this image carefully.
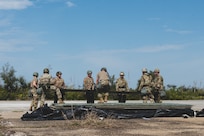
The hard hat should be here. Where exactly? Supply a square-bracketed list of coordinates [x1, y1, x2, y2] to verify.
[33, 72, 38, 77]
[43, 68, 49, 73]
[101, 67, 107, 72]
[56, 71, 62, 76]
[154, 68, 160, 73]
[87, 70, 92, 74]
[142, 68, 147, 72]
[120, 72, 125, 76]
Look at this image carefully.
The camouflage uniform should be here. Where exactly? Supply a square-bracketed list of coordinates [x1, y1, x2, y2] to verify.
[138, 68, 154, 103]
[39, 68, 52, 107]
[52, 71, 65, 104]
[83, 70, 95, 103]
[116, 72, 129, 103]
[96, 67, 110, 103]
[152, 68, 164, 103]
[29, 72, 39, 111]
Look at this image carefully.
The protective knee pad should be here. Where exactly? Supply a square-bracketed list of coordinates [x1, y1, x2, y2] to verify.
[104, 92, 109, 96]
[150, 94, 154, 99]
[97, 93, 102, 98]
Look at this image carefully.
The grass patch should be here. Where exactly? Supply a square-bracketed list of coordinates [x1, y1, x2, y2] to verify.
[12, 111, 24, 112]
[69, 112, 119, 129]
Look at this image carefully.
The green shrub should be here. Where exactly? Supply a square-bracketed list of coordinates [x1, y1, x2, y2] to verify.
[165, 89, 202, 100]
[0, 89, 8, 100]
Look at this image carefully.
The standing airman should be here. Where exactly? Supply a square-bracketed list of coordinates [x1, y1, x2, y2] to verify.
[38, 68, 52, 107]
[52, 71, 66, 104]
[96, 67, 110, 103]
[152, 68, 164, 103]
[116, 72, 129, 103]
[83, 70, 95, 103]
[29, 72, 39, 111]
[138, 68, 154, 103]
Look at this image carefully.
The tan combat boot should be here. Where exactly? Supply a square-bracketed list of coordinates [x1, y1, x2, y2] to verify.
[143, 96, 147, 103]
[34, 107, 37, 111]
[104, 96, 108, 103]
[150, 98, 154, 103]
[58, 99, 65, 104]
[98, 97, 104, 103]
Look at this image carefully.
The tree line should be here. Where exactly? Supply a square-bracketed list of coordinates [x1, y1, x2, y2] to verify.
[0, 63, 204, 100]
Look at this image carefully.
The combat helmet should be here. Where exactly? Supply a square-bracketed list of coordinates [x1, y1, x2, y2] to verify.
[43, 68, 49, 74]
[56, 71, 62, 76]
[101, 67, 107, 72]
[142, 68, 147, 73]
[87, 70, 92, 74]
[154, 68, 160, 73]
[33, 72, 38, 77]
[120, 72, 125, 76]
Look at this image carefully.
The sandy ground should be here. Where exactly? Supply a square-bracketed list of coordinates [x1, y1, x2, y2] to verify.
[1, 100, 204, 136]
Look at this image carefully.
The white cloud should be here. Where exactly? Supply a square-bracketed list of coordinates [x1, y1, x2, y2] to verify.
[165, 28, 192, 34]
[53, 45, 183, 62]
[0, 40, 34, 52]
[82, 45, 182, 54]
[0, 27, 44, 53]
[66, 1, 75, 8]
[0, 27, 21, 36]
[136, 45, 182, 53]
[0, 0, 33, 10]
[52, 45, 183, 73]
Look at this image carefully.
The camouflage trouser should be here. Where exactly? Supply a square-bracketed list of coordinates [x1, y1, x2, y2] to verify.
[141, 87, 154, 103]
[97, 92, 109, 103]
[152, 89, 161, 103]
[97, 92, 109, 98]
[30, 88, 38, 110]
[97, 83, 110, 102]
[117, 92, 126, 103]
[56, 88, 62, 99]
[86, 90, 94, 103]
[117, 88, 127, 103]
[40, 91, 45, 107]
[39, 85, 50, 107]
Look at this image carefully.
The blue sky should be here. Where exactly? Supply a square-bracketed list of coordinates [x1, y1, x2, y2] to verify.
[0, 0, 204, 89]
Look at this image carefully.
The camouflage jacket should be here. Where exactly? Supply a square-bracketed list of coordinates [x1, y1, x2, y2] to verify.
[83, 76, 95, 90]
[116, 78, 129, 91]
[96, 71, 110, 85]
[39, 73, 52, 85]
[152, 75, 164, 91]
[52, 77, 65, 89]
[138, 73, 152, 91]
[30, 77, 38, 89]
